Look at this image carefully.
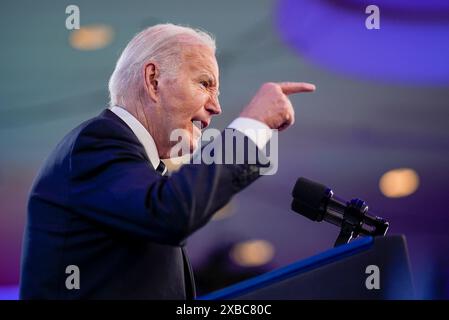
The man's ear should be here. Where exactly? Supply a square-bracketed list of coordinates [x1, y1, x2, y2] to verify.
[144, 62, 159, 103]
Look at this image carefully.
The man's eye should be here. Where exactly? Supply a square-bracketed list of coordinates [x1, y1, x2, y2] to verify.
[200, 81, 209, 88]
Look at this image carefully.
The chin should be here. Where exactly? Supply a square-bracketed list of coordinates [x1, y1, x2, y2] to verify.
[190, 125, 202, 152]
[190, 136, 200, 153]
[169, 123, 202, 156]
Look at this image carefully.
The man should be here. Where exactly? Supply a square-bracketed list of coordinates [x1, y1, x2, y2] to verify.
[20, 24, 315, 299]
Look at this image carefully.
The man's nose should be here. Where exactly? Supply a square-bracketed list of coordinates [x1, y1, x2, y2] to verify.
[206, 96, 222, 115]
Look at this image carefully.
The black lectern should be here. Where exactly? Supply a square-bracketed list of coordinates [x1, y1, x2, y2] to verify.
[199, 235, 414, 300]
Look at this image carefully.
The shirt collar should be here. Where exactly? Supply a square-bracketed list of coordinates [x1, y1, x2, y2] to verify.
[109, 106, 160, 170]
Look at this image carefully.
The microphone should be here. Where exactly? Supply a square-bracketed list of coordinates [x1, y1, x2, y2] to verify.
[291, 177, 389, 246]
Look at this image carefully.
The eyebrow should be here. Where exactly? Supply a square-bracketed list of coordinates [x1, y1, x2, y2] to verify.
[198, 72, 217, 85]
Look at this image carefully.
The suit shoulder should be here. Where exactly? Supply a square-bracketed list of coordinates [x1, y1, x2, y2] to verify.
[69, 110, 148, 167]
[60, 109, 141, 155]
[71, 109, 132, 141]
[45, 109, 139, 168]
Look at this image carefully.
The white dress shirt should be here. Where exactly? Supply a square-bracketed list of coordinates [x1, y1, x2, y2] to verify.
[109, 106, 272, 170]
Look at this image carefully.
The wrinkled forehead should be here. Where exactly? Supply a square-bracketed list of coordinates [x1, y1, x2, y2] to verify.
[179, 44, 219, 81]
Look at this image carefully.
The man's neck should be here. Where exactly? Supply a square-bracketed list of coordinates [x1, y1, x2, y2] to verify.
[122, 104, 171, 159]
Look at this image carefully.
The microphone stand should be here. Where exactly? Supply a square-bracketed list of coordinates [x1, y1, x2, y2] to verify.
[334, 199, 389, 247]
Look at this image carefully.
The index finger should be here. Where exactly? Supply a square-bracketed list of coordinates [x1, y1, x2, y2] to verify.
[278, 82, 316, 95]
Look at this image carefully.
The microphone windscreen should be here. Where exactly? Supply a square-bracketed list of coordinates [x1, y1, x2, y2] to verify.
[291, 177, 328, 221]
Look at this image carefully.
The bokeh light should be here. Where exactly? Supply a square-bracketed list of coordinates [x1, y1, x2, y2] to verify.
[69, 24, 114, 50]
[379, 168, 420, 198]
[230, 240, 275, 267]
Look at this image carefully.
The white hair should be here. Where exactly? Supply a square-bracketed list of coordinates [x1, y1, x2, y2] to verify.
[108, 23, 216, 107]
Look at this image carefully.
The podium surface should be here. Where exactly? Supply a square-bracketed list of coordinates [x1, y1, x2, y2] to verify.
[199, 235, 414, 300]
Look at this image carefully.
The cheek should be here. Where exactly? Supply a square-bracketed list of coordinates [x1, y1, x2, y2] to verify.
[182, 89, 208, 116]
[160, 79, 187, 107]
[161, 82, 207, 126]
[192, 90, 209, 109]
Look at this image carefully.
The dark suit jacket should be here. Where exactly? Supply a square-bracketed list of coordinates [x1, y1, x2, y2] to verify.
[19, 109, 267, 299]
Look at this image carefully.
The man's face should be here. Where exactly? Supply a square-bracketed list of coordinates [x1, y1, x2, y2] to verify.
[157, 44, 221, 155]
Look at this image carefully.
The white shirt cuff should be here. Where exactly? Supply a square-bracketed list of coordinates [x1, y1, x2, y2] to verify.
[227, 117, 273, 150]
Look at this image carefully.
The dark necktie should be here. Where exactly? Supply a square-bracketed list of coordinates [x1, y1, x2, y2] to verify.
[156, 161, 168, 176]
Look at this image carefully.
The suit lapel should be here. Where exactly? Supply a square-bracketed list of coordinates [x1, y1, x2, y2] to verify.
[181, 246, 196, 299]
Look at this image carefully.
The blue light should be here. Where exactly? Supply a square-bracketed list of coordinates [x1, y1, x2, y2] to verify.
[0, 285, 19, 300]
[276, 0, 449, 85]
